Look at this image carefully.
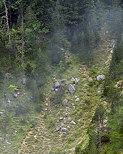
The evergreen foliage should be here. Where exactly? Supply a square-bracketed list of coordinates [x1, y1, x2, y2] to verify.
[0, 0, 123, 153]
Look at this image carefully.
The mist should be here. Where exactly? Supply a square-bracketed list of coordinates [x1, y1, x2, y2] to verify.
[0, 0, 123, 153]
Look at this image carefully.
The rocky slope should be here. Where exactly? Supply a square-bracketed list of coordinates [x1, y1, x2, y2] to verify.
[18, 39, 115, 154]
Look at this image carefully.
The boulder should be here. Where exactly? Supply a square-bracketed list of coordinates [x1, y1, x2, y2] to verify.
[55, 88, 59, 92]
[45, 103, 48, 106]
[96, 75, 105, 81]
[70, 121, 76, 125]
[60, 48, 65, 52]
[68, 84, 75, 95]
[110, 49, 113, 54]
[60, 117, 64, 120]
[75, 98, 80, 102]
[55, 81, 61, 88]
[97, 91, 102, 94]
[61, 128, 68, 132]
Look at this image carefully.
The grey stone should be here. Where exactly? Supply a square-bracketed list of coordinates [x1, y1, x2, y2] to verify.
[55, 81, 61, 88]
[13, 94, 18, 98]
[60, 117, 64, 120]
[61, 128, 68, 132]
[67, 126, 71, 129]
[60, 48, 65, 52]
[55, 88, 59, 92]
[75, 98, 80, 102]
[97, 91, 102, 94]
[63, 118, 66, 123]
[65, 113, 69, 117]
[68, 84, 75, 95]
[70, 121, 76, 125]
[110, 49, 113, 54]
[96, 75, 105, 81]
[55, 127, 61, 131]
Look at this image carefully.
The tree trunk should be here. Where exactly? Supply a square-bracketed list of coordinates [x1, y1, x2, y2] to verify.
[98, 114, 101, 153]
[3, 0, 10, 43]
[21, 11, 24, 70]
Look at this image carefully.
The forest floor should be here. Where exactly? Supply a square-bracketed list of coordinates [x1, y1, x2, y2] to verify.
[17, 39, 115, 154]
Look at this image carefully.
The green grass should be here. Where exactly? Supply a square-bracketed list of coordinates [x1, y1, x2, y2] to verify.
[0, 40, 115, 153]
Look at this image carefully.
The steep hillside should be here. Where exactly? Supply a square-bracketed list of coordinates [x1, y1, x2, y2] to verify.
[18, 39, 115, 154]
[0, 0, 123, 153]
